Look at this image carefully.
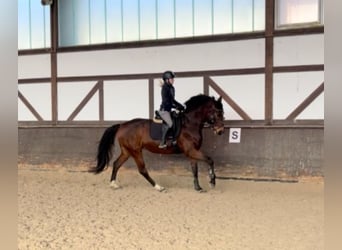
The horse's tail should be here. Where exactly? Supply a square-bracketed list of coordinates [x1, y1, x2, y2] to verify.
[89, 124, 120, 174]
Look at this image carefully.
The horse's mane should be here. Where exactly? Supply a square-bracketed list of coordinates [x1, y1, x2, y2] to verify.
[184, 94, 215, 112]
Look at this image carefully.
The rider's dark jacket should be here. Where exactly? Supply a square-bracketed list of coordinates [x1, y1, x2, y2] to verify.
[160, 82, 183, 112]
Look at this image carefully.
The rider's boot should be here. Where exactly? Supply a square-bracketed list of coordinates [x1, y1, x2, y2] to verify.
[171, 126, 177, 145]
[158, 123, 169, 149]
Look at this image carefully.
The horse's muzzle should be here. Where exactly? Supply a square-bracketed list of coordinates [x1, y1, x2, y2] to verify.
[213, 127, 225, 135]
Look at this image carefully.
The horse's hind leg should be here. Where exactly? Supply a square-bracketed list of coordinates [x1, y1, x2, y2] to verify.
[131, 151, 165, 192]
[110, 148, 130, 189]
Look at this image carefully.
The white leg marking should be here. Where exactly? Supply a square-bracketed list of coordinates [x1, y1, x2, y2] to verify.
[154, 184, 165, 192]
[110, 180, 121, 189]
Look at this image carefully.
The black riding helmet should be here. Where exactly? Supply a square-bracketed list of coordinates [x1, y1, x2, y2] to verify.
[162, 71, 176, 81]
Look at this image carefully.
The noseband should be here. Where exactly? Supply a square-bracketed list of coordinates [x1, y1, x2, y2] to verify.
[207, 109, 224, 134]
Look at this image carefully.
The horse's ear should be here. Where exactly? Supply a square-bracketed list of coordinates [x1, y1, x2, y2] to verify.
[218, 96, 222, 102]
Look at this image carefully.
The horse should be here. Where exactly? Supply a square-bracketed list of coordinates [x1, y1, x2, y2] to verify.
[89, 94, 225, 192]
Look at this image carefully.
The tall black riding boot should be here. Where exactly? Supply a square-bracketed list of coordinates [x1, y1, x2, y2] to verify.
[158, 124, 169, 148]
[171, 125, 177, 145]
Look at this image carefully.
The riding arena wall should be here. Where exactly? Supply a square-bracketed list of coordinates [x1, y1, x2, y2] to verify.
[18, 127, 323, 179]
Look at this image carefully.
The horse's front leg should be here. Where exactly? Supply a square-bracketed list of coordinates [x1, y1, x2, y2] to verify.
[190, 160, 203, 191]
[207, 157, 216, 188]
[188, 150, 216, 190]
[201, 154, 216, 188]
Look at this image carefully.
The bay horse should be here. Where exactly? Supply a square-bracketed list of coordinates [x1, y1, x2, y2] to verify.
[89, 94, 225, 192]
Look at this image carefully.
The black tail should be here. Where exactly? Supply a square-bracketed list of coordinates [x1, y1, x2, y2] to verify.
[89, 124, 120, 174]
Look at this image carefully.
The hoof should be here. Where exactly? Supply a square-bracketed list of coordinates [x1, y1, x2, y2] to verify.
[110, 181, 121, 189]
[195, 186, 206, 193]
[154, 184, 166, 192]
[210, 183, 216, 189]
[197, 189, 206, 193]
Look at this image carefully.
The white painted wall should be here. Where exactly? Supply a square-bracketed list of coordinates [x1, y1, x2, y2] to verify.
[273, 34, 324, 120]
[57, 39, 265, 76]
[211, 74, 265, 120]
[274, 34, 324, 66]
[18, 54, 51, 79]
[273, 71, 324, 119]
[18, 35, 324, 121]
[18, 83, 51, 121]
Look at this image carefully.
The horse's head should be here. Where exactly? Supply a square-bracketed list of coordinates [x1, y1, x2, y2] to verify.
[184, 94, 225, 135]
[206, 96, 225, 135]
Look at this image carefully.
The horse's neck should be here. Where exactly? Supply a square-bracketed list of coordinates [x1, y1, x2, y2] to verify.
[183, 111, 205, 130]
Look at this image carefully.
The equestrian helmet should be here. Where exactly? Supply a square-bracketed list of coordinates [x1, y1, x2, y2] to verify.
[162, 71, 176, 80]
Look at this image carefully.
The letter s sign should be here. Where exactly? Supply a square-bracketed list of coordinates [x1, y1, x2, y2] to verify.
[229, 128, 241, 143]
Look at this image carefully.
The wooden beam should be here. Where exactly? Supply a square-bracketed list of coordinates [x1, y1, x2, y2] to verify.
[50, 0, 58, 125]
[18, 119, 323, 129]
[274, 26, 324, 37]
[98, 81, 104, 121]
[18, 78, 51, 84]
[265, 0, 275, 125]
[18, 91, 44, 121]
[206, 76, 251, 121]
[67, 81, 101, 121]
[203, 76, 209, 95]
[274, 64, 324, 73]
[286, 82, 324, 121]
[54, 68, 265, 83]
[148, 78, 154, 119]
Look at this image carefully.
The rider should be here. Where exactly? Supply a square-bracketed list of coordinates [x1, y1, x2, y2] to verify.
[158, 70, 185, 148]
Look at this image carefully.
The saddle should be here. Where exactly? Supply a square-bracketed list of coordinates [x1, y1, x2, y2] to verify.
[150, 110, 183, 142]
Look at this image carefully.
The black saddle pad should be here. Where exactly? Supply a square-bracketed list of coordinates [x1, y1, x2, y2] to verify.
[150, 111, 182, 141]
[150, 122, 163, 140]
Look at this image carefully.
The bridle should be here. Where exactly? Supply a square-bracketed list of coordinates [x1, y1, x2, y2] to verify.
[207, 109, 225, 135]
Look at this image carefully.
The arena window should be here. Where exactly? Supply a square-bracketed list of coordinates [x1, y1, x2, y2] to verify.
[275, 0, 324, 29]
[18, 0, 50, 49]
[57, 0, 265, 47]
